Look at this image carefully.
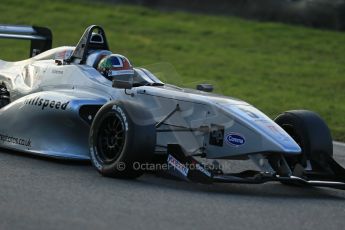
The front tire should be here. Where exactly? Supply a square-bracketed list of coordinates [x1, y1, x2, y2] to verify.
[89, 100, 156, 179]
[274, 110, 333, 176]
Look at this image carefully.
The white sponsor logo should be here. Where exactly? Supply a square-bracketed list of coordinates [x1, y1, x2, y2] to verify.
[167, 155, 189, 176]
[196, 164, 211, 177]
[90, 147, 103, 170]
[113, 105, 128, 131]
[225, 133, 246, 147]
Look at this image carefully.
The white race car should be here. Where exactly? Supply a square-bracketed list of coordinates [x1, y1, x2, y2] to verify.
[0, 24, 344, 190]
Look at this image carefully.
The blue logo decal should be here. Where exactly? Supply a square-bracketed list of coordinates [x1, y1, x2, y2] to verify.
[225, 133, 246, 146]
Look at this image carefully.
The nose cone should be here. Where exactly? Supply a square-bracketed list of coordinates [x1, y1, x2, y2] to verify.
[251, 119, 302, 155]
[222, 104, 302, 155]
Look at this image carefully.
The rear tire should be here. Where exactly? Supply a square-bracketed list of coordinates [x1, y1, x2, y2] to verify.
[274, 110, 333, 178]
[89, 100, 156, 179]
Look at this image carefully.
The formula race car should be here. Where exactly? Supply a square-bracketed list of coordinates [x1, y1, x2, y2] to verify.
[0, 24, 345, 190]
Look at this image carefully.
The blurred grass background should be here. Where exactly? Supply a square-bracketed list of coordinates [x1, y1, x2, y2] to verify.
[0, 0, 344, 140]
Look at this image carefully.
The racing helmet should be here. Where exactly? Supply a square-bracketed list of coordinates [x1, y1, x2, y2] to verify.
[97, 54, 134, 80]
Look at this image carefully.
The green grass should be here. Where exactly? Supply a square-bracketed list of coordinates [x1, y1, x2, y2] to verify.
[0, 0, 345, 141]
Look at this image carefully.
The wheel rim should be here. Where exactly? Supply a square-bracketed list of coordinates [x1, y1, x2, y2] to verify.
[97, 113, 126, 164]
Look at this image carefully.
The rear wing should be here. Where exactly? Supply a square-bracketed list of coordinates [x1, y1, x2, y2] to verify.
[0, 25, 52, 57]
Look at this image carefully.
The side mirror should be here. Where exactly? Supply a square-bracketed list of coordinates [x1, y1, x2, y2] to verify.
[196, 84, 213, 92]
[112, 76, 133, 89]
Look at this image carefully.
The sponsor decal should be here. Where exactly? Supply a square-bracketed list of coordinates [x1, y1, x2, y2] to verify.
[196, 164, 212, 177]
[266, 125, 279, 133]
[167, 154, 189, 176]
[0, 133, 31, 147]
[252, 118, 270, 124]
[225, 132, 246, 147]
[54, 49, 72, 60]
[265, 125, 290, 142]
[90, 147, 103, 170]
[209, 124, 224, 147]
[24, 97, 70, 111]
[112, 105, 128, 131]
[52, 69, 63, 75]
[239, 108, 260, 119]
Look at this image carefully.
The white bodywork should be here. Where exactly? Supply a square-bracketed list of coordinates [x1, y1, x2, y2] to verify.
[0, 46, 301, 160]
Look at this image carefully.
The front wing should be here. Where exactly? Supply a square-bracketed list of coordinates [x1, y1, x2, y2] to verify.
[166, 144, 345, 190]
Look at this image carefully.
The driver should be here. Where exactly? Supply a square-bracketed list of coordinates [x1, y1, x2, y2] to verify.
[97, 54, 134, 80]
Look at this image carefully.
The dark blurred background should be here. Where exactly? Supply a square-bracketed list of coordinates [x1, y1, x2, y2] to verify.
[108, 0, 345, 30]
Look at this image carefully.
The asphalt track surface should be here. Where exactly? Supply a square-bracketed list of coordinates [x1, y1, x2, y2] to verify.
[1, 143, 345, 230]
